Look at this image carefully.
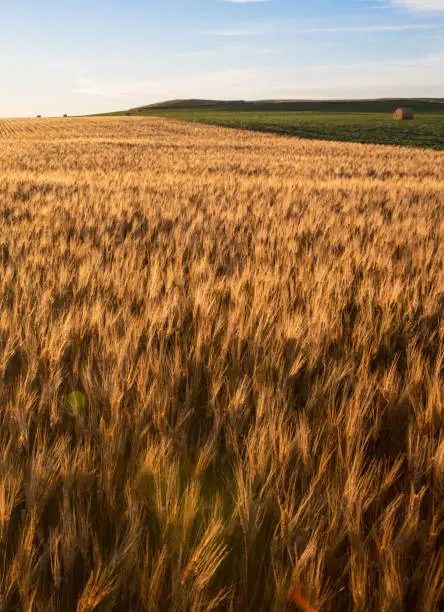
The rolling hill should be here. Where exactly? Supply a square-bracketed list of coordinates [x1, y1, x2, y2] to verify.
[128, 98, 444, 114]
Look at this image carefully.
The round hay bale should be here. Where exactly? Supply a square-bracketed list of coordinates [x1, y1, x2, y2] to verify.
[393, 107, 414, 121]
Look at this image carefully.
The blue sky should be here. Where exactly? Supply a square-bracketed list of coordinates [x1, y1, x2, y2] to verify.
[1, 0, 443, 117]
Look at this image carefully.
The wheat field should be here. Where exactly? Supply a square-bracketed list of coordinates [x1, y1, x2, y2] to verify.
[0, 116, 442, 611]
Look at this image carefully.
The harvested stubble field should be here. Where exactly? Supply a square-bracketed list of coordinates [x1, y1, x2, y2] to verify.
[0, 116, 443, 611]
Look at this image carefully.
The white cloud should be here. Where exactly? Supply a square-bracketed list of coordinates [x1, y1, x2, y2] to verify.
[384, 0, 444, 10]
[73, 51, 444, 103]
[73, 69, 256, 99]
[297, 23, 437, 31]
[208, 21, 439, 37]
[168, 49, 215, 58]
[76, 77, 95, 87]
[210, 29, 254, 36]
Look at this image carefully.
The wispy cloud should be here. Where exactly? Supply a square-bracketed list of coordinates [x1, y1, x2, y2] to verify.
[73, 51, 444, 102]
[168, 49, 215, 58]
[208, 21, 439, 37]
[295, 23, 438, 31]
[76, 77, 95, 87]
[380, 0, 444, 10]
[73, 69, 256, 99]
[168, 44, 281, 57]
[210, 29, 254, 36]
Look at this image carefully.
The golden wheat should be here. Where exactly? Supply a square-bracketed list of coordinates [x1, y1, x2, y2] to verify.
[0, 116, 442, 611]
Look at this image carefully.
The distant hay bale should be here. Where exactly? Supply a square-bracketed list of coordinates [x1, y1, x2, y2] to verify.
[393, 107, 414, 121]
[125, 111, 132, 117]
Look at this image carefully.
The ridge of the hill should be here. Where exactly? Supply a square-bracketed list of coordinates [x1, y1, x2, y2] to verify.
[127, 98, 444, 113]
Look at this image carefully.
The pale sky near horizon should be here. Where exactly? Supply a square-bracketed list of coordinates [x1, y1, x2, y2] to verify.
[0, 0, 443, 117]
